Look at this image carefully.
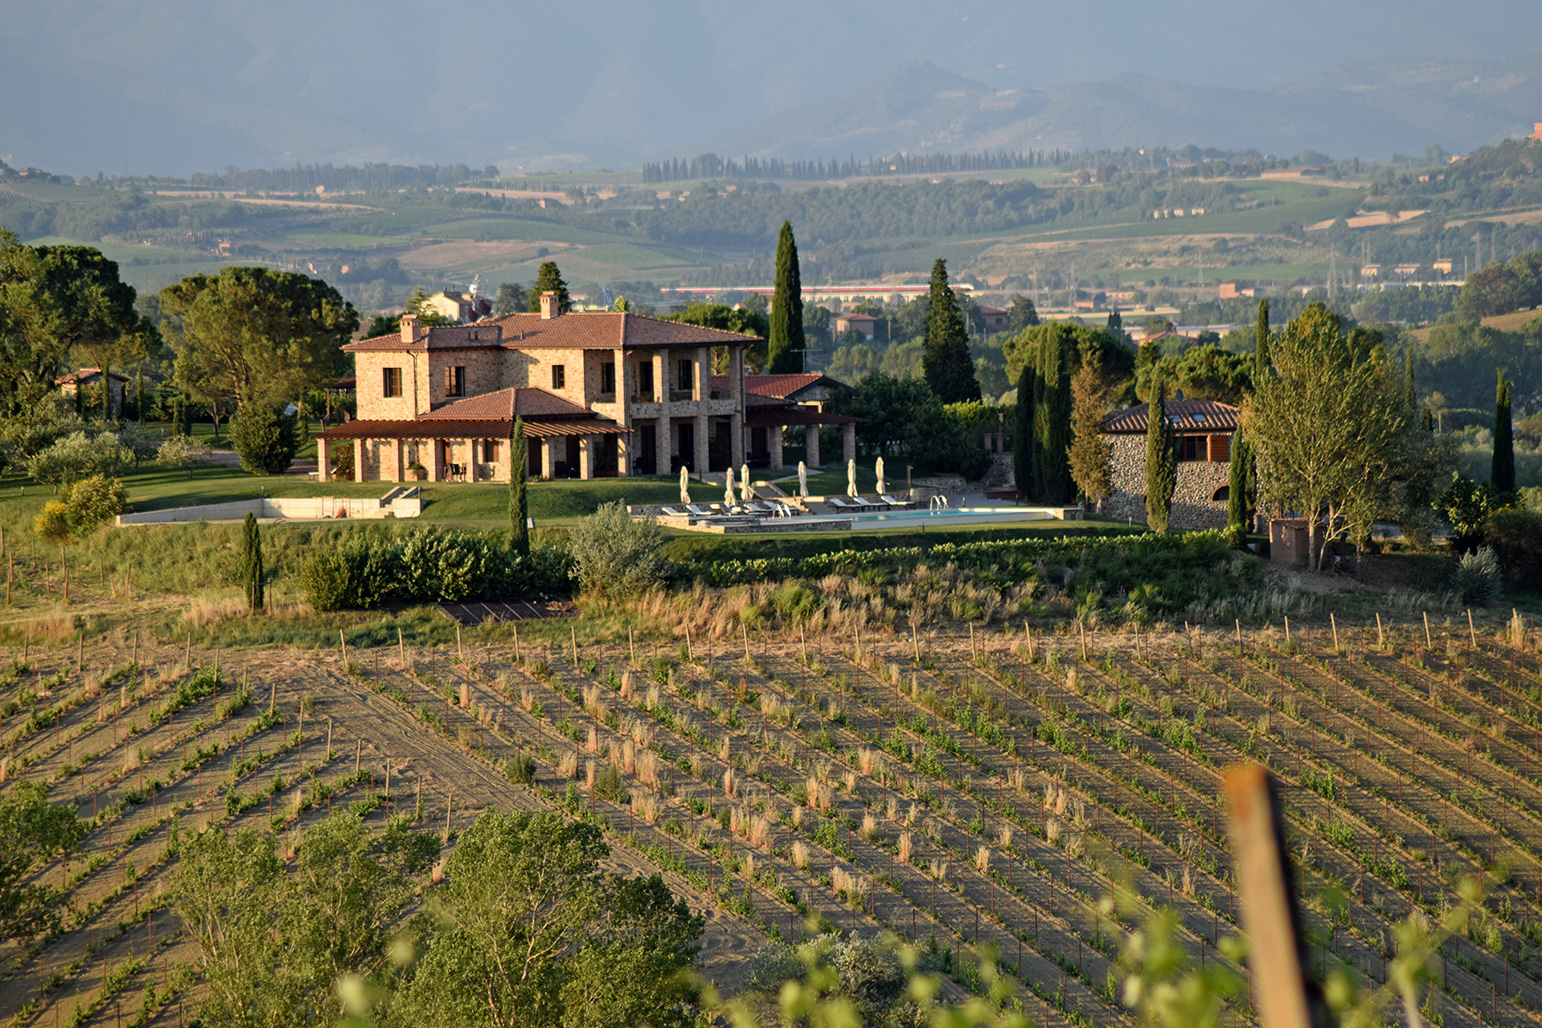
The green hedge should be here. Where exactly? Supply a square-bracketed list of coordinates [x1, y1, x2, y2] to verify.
[675, 530, 1234, 594]
[301, 530, 573, 611]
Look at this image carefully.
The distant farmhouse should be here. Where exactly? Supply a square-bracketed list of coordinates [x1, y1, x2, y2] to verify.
[56, 368, 127, 416]
[315, 295, 857, 483]
[1100, 397, 1239, 530]
[425, 289, 492, 324]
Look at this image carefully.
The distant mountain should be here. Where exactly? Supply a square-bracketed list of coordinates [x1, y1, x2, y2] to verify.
[702, 57, 1542, 162]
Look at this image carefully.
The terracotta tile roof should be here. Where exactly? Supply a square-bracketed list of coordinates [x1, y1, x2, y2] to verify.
[55, 368, 129, 384]
[315, 418, 624, 440]
[344, 324, 504, 353]
[417, 387, 592, 420]
[485, 311, 761, 349]
[1102, 398, 1241, 433]
[744, 373, 849, 398]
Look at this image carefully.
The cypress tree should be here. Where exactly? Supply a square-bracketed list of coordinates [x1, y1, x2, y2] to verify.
[242, 511, 264, 612]
[1254, 298, 1270, 382]
[1031, 331, 1073, 503]
[1013, 361, 1036, 500]
[767, 222, 806, 373]
[509, 416, 530, 556]
[1227, 428, 1255, 535]
[1145, 381, 1178, 534]
[922, 259, 981, 403]
[136, 365, 144, 424]
[1493, 370, 1515, 494]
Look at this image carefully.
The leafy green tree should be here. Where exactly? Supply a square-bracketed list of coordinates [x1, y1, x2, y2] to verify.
[1493, 370, 1514, 494]
[493, 281, 526, 316]
[159, 266, 357, 410]
[63, 474, 127, 535]
[228, 405, 297, 475]
[175, 813, 438, 1028]
[530, 262, 572, 314]
[0, 781, 85, 944]
[242, 510, 264, 612]
[1145, 380, 1177, 534]
[393, 810, 703, 1028]
[24, 430, 133, 490]
[363, 313, 400, 338]
[1013, 362, 1035, 501]
[1246, 304, 1422, 569]
[1227, 429, 1255, 537]
[1006, 294, 1040, 333]
[665, 303, 769, 371]
[508, 416, 529, 556]
[569, 501, 665, 597]
[1067, 339, 1113, 509]
[922, 260, 979, 403]
[0, 231, 140, 416]
[767, 221, 805, 373]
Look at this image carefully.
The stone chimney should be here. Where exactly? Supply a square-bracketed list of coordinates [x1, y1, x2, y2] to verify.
[400, 313, 419, 343]
[539, 291, 560, 320]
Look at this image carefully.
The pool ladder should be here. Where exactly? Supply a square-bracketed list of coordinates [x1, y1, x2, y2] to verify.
[928, 495, 950, 514]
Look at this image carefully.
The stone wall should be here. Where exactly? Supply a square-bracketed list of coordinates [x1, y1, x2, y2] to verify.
[1104, 433, 1230, 530]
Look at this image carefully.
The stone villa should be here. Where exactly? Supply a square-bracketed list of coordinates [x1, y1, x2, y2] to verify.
[1100, 397, 1239, 530]
[314, 293, 858, 483]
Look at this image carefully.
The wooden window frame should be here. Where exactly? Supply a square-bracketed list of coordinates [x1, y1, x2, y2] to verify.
[382, 367, 402, 398]
[551, 364, 566, 390]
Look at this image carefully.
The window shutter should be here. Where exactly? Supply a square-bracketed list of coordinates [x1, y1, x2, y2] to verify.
[1209, 434, 1230, 462]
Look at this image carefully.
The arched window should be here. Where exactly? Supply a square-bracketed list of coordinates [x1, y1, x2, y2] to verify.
[1211, 485, 1230, 502]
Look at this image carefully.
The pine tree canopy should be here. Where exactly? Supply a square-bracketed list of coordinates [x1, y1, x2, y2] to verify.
[532, 262, 572, 314]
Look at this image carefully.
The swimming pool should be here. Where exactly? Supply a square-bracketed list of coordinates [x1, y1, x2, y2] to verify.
[658, 504, 1079, 533]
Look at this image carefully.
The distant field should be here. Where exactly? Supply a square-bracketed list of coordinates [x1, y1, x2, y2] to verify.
[284, 231, 400, 249]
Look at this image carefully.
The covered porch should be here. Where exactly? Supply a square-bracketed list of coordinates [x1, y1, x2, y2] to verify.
[314, 417, 629, 483]
[743, 406, 860, 470]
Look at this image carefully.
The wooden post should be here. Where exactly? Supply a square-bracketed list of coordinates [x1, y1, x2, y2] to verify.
[339, 630, 347, 666]
[1375, 613, 1383, 648]
[571, 624, 578, 667]
[742, 623, 751, 665]
[1330, 614, 1339, 653]
[355, 739, 362, 774]
[1467, 609, 1477, 649]
[627, 626, 633, 665]
[1225, 764, 1318, 1028]
[1423, 611, 1432, 649]
[269, 680, 276, 716]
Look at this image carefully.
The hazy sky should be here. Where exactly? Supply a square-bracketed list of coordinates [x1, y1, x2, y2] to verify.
[4, 1, 1540, 174]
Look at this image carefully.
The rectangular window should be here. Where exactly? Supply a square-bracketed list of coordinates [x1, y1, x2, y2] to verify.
[551, 364, 566, 390]
[445, 366, 466, 397]
[382, 367, 402, 398]
[1178, 435, 1207, 462]
[482, 439, 499, 463]
[677, 358, 693, 392]
[637, 362, 654, 398]
[600, 361, 616, 394]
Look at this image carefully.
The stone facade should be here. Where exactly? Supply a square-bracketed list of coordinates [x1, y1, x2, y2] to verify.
[1104, 434, 1231, 531]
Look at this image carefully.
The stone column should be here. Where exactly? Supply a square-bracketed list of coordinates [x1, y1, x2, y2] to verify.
[318, 440, 330, 482]
[541, 437, 557, 480]
[616, 433, 631, 476]
[805, 424, 821, 468]
[729, 344, 745, 467]
[427, 439, 443, 482]
[769, 425, 784, 470]
[579, 437, 593, 480]
[693, 413, 709, 473]
[655, 418, 672, 476]
[466, 439, 478, 482]
[842, 423, 856, 466]
[694, 346, 708, 400]
[353, 439, 365, 483]
[393, 439, 405, 483]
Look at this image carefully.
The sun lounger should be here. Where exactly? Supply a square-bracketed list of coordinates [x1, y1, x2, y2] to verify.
[745, 500, 777, 515]
[879, 494, 916, 509]
[659, 506, 688, 517]
[826, 496, 862, 511]
[685, 504, 718, 517]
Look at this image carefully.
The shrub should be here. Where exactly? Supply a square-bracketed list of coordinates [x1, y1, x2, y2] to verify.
[330, 441, 355, 481]
[1484, 508, 1542, 586]
[62, 475, 127, 535]
[156, 434, 212, 468]
[506, 753, 537, 784]
[568, 502, 665, 598]
[300, 551, 352, 612]
[1452, 546, 1502, 606]
[33, 501, 70, 544]
[24, 431, 133, 488]
[228, 406, 296, 475]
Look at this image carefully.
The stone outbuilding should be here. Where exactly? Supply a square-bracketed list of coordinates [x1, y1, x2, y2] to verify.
[56, 368, 128, 415]
[1100, 398, 1239, 531]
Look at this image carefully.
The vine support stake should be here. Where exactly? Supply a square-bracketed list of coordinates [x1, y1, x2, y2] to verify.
[1423, 611, 1432, 649]
[398, 626, 406, 669]
[1330, 614, 1339, 653]
[1375, 613, 1383, 648]
[1467, 609, 1477, 649]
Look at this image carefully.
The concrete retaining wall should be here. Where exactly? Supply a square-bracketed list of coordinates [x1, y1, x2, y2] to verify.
[117, 489, 421, 525]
